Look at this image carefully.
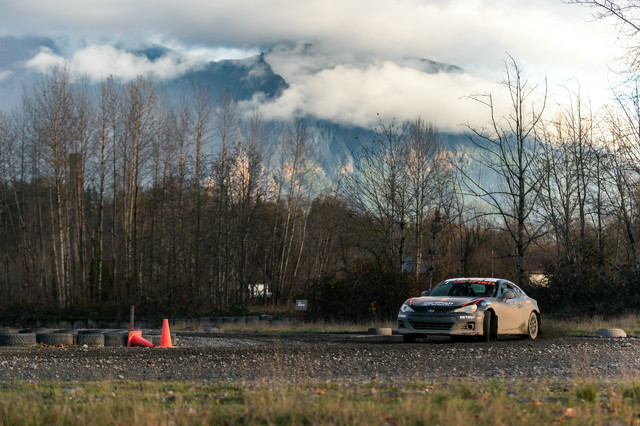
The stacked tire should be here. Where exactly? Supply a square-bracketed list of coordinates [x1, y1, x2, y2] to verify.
[104, 331, 129, 347]
[76, 333, 105, 347]
[36, 333, 74, 346]
[0, 333, 37, 347]
[0, 328, 173, 347]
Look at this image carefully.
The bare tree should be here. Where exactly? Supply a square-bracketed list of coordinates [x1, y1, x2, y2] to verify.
[210, 89, 242, 307]
[602, 93, 640, 275]
[232, 112, 268, 304]
[538, 86, 599, 269]
[29, 66, 82, 307]
[460, 57, 547, 285]
[189, 84, 213, 302]
[341, 115, 410, 269]
[271, 119, 316, 304]
[120, 76, 159, 299]
[567, 1, 640, 80]
[405, 118, 453, 288]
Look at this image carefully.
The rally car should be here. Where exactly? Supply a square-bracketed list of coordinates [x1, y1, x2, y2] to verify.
[396, 278, 540, 342]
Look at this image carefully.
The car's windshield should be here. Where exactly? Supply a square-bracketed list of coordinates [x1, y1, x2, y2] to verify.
[429, 281, 496, 297]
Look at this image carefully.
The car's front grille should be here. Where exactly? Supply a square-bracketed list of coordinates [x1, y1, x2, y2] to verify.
[408, 316, 456, 331]
[411, 305, 453, 313]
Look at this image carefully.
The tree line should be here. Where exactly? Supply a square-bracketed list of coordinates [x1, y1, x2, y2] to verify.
[1, 55, 640, 319]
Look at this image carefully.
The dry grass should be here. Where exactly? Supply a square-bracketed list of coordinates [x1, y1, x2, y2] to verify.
[204, 318, 397, 333]
[543, 313, 640, 338]
[2, 379, 640, 425]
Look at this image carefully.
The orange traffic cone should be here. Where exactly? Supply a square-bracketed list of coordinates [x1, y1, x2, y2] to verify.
[127, 330, 154, 348]
[159, 318, 174, 348]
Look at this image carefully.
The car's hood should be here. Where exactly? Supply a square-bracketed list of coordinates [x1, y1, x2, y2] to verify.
[405, 296, 489, 310]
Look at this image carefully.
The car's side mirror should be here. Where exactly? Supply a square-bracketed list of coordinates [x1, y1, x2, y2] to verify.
[420, 290, 430, 296]
[503, 291, 515, 300]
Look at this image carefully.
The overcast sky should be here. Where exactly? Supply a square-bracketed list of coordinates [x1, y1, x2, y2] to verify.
[0, 0, 622, 132]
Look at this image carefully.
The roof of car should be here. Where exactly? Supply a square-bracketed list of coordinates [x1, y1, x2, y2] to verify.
[447, 277, 503, 283]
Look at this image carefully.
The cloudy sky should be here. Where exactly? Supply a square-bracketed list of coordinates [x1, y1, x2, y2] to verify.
[0, 0, 622, 132]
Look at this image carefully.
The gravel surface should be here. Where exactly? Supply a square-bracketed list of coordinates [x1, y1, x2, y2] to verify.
[0, 333, 637, 384]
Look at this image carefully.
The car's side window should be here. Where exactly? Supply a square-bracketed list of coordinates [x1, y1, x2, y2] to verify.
[499, 283, 507, 295]
[501, 283, 514, 296]
[501, 282, 522, 299]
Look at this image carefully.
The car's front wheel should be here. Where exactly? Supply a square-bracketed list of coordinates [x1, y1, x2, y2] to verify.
[525, 312, 539, 340]
[403, 334, 417, 343]
[482, 311, 497, 342]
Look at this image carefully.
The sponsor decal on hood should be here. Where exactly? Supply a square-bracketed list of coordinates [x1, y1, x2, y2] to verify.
[407, 296, 492, 309]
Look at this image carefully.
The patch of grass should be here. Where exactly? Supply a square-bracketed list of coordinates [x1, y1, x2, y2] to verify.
[211, 319, 396, 334]
[543, 313, 640, 338]
[1, 379, 640, 425]
[575, 382, 598, 403]
[622, 383, 640, 403]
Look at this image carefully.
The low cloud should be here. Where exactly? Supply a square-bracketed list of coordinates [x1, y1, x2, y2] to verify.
[24, 47, 65, 72]
[244, 49, 518, 133]
[3, 0, 616, 80]
[24, 45, 203, 81]
[0, 70, 12, 82]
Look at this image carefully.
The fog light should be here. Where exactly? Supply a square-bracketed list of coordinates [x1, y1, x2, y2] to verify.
[398, 320, 406, 329]
[466, 323, 475, 330]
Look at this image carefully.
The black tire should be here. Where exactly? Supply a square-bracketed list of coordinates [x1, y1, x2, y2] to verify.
[77, 329, 109, 335]
[143, 334, 160, 346]
[144, 334, 176, 347]
[402, 334, 417, 343]
[483, 311, 498, 342]
[36, 333, 74, 346]
[0, 333, 36, 346]
[19, 327, 47, 334]
[76, 333, 104, 347]
[104, 332, 129, 347]
[525, 312, 539, 340]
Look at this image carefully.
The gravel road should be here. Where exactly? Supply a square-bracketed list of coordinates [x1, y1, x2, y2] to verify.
[0, 333, 637, 383]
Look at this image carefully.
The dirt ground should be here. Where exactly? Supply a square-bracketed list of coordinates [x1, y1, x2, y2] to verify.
[0, 332, 637, 384]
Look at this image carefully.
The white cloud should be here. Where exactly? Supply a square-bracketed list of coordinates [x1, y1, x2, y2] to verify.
[0, 70, 13, 82]
[24, 47, 65, 72]
[150, 36, 260, 62]
[4, 0, 624, 129]
[241, 60, 511, 132]
[25, 45, 205, 81]
[3, 0, 616, 75]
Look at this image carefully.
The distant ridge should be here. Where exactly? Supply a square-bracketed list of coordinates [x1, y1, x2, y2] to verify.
[0, 36, 470, 181]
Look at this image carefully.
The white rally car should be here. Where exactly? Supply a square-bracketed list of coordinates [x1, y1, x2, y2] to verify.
[397, 278, 540, 342]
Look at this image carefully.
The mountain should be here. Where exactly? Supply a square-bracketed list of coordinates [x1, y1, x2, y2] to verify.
[165, 53, 288, 101]
[0, 36, 468, 180]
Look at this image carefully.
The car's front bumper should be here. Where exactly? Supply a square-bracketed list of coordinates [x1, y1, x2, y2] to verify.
[396, 312, 484, 336]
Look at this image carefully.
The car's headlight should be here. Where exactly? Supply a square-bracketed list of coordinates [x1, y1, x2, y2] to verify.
[453, 305, 477, 314]
[400, 303, 414, 313]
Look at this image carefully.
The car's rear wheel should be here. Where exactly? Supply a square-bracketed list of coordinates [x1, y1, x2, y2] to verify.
[526, 312, 539, 340]
[403, 334, 417, 343]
